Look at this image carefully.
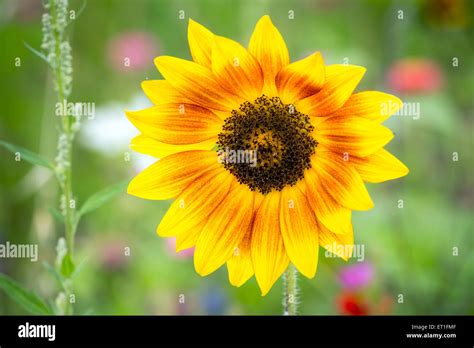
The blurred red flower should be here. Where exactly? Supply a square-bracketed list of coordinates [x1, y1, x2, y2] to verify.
[386, 59, 443, 94]
[337, 292, 369, 316]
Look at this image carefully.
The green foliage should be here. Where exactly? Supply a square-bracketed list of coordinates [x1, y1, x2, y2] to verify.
[0, 273, 54, 315]
[77, 180, 129, 218]
[42, 262, 65, 289]
[0, 139, 55, 170]
[60, 253, 76, 278]
[48, 206, 65, 223]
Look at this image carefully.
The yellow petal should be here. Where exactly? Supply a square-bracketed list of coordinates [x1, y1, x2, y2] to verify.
[304, 167, 352, 235]
[251, 191, 289, 296]
[248, 15, 289, 96]
[175, 222, 203, 252]
[125, 104, 222, 145]
[315, 115, 394, 157]
[188, 19, 214, 68]
[280, 186, 319, 278]
[312, 150, 374, 211]
[350, 148, 409, 183]
[194, 183, 255, 276]
[127, 150, 217, 200]
[296, 64, 366, 116]
[331, 91, 403, 122]
[130, 134, 216, 158]
[154, 56, 243, 111]
[276, 52, 325, 104]
[227, 223, 254, 287]
[157, 168, 233, 238]
[212, 35, 263, 101]
[141, 80, 191, 105]
[173, 172, 235, 251]
[319, 222, 354, 261]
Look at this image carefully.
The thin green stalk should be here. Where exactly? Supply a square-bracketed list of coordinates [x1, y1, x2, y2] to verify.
[50, 0, 76, 257]
[283, 264, 298, 315]
[47, 0, 76, 315]
[60, 136, 74, 315]
[50, 0, 70, 133]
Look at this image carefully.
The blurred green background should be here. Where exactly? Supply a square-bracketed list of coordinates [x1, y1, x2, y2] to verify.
[0, 0, 472, 315]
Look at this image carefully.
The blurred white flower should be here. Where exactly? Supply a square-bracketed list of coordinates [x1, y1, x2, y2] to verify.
[79, 94, 155, 171]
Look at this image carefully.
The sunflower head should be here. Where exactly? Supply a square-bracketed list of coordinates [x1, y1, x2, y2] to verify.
[126, 15, 408, 296]
[217, 95, 317, 194]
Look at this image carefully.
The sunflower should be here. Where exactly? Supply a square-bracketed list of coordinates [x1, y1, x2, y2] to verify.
[126, 15, 408, 296]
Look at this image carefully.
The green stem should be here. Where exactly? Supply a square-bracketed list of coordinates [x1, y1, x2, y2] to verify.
[50, 0, 70, 133]
[50, 0, 75, 257]
[63, 139, 75, 258]
[283, 264, 298, 315]
[49, 0, 75, 315]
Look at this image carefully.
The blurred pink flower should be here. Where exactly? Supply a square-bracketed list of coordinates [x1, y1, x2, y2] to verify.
[386, 59, 443, 94]
[338, 262, 374, 290]
[165, 237, 194, 259]
[99, 240, 129, 271]
[107, 32, 159, 71]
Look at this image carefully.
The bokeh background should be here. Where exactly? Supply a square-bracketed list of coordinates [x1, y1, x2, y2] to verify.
[0, 0, 472, 315]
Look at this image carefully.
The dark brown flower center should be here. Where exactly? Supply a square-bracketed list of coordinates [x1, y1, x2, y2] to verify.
[217, 95, 317, 194]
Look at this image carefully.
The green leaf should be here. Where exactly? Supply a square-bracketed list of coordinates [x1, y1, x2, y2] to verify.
[0, 273, 54, 315]
[23, 41, 50, 65]
[0, 139, 55, 170]
[77, 180, 128, 217]
[48, 206, 65, 223]
[71, 257, 87, 279]
[42, 262, 64, 289]
[60, 253, 75, 278]
[75, 0, 88, 20]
